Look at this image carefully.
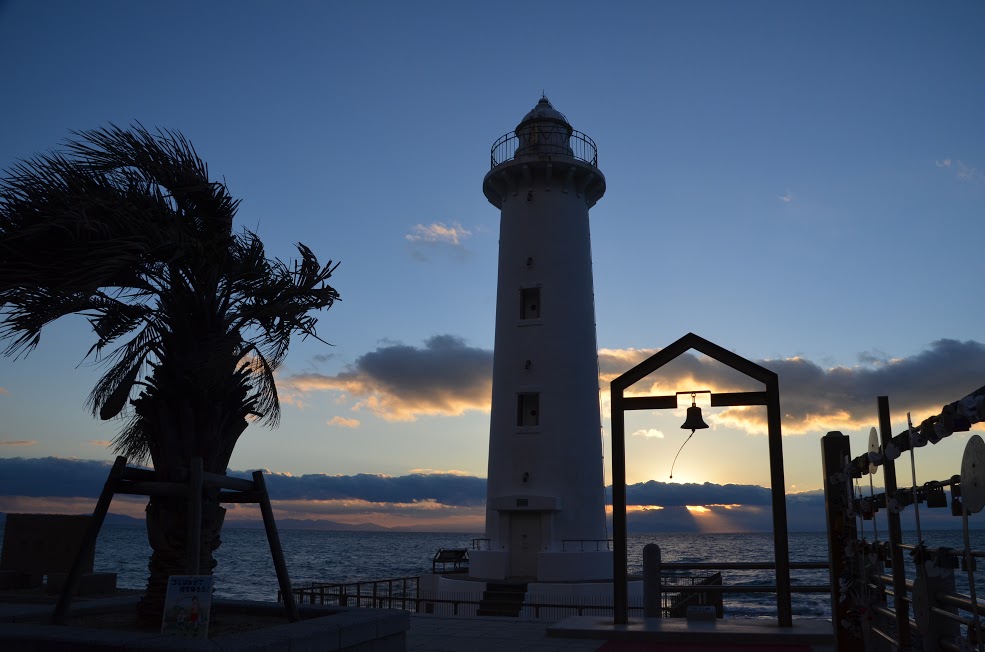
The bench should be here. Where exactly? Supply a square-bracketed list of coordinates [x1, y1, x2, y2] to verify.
[432, 548, 469, 574]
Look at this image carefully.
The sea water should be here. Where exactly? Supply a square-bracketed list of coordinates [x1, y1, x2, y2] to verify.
[7, 525, 985, 619]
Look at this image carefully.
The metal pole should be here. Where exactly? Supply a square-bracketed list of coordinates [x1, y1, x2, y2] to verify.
[611, 385, 629, 624]
[766, 378, 792, 626]
[878, 396, 910, 649]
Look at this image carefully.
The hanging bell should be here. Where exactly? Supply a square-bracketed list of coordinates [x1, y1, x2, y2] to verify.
[681, 393, 709, 433]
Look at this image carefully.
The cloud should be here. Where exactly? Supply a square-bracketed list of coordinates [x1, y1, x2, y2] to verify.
[0, 494, 148, 520]
[0, 457, 115, 496]
[327, 416, 360, 428]
[632, 429, 665, 439]
[87, 440, 113, 447]
[0, 387, 9, 395]
[405, 222, 472, 245]
[937, 158, 984, 183]
[283, 335, 492, 421]
[0, 440, 38, 447]
[405, 222, 473, 262]
[599, 339, 985, 435]
[407, 468, 474, 476]
[285, 336, 983, 433]
[0, 458, 968, 532]
[778, 191, 794, 203]
[240, 469, 488, 506]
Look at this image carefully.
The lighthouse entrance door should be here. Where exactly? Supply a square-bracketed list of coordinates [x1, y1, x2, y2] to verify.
[508, 512, 541, 578]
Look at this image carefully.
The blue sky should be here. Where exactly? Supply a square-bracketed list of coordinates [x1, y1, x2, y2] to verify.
[1, 1, 983, 531]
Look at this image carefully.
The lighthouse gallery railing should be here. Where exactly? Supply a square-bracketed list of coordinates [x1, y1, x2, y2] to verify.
[490, 129, 598, 169]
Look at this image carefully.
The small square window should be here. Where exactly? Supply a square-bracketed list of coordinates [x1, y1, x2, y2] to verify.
[520, 287, 541, 319]
[517, 392, 540, 427]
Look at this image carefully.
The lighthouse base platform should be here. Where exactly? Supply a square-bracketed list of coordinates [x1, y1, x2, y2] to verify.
[419, 572, 643, 619]
[468, 549, 612, 582]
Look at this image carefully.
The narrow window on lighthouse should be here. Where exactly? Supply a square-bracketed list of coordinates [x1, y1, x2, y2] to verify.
[520, 287, 541, 319]
[517, 392, 540, 427]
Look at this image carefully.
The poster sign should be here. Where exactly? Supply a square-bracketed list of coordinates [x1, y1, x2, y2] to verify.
[162, 575, 213, 638]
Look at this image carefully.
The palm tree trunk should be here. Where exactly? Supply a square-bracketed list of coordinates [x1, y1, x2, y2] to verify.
[136, 490, 226, 628]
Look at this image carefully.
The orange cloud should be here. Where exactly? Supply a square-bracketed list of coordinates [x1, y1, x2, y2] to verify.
[407, 468, 475, 476]
[0, 440, 38, 447]
[255, 498, 485, 530]
[327, 416, 360, 428]
[405, 222, 472, 246]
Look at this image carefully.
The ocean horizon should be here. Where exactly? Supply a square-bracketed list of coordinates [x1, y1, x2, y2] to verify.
[5, 522, 982, 620]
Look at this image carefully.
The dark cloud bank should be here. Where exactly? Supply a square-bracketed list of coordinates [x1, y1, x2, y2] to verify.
[0, 457, 965, 532]
[289, 336, 985, 429]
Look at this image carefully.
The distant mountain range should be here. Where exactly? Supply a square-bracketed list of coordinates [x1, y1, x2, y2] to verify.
[0, 512, 391, 532]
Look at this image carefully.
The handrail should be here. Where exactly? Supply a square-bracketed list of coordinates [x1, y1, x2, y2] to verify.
[489, 129, 598, 169]
[660, 561, 827, 571]
[560, 538, 613, 552]
[282, 561, 832, 619]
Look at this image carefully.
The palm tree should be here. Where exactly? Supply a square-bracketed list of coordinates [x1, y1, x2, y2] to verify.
[0, 125, 340, 625]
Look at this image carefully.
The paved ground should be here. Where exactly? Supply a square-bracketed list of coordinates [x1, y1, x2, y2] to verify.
[406, 614, 837, 652]
[406, 614, 603, 651]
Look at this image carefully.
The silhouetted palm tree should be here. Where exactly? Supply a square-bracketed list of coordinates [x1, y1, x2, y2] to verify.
[0, 125, 339, 624]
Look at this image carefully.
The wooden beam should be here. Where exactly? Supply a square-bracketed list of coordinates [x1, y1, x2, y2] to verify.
[623, 395, 676, 411]
[711, 391, 768, 407]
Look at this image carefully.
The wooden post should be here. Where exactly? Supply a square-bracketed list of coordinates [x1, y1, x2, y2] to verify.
[253, 470, 300, 622]
[53, 456, 126, 624]
[642, 543, 661, 618]
[186, 457, 203, 575]
[821, 432, 864, 652]
[766, 378, 793, 626]
[611, 386, 629, 624]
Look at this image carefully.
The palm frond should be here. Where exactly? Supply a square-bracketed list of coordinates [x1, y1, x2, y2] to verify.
[2, 124, 340, 471]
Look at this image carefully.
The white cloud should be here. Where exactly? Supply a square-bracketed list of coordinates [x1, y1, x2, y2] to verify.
[632, 428, 665, 439]
[405, 222, 474, 262]
[936, 158, 983, 183]
[778, 191, 794, 203]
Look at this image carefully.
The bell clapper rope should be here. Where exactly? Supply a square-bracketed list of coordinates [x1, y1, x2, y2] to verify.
[670, 392, 707, 479]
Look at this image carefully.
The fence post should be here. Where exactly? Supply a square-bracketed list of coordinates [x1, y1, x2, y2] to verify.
[643, 544, 662, 618]
[821, 431, 865, 652]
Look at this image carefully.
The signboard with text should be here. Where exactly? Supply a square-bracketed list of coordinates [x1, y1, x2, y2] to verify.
[161, 575, 213, 638]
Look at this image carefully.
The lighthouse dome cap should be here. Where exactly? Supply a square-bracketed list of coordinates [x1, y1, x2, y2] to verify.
[516, 96, 572, 131]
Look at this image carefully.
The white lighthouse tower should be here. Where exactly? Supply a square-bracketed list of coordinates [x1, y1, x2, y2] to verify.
[470, 97, 611, 582]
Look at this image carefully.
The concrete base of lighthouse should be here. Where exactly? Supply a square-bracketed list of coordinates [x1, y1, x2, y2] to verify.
[418, 572, 641, 618]
[469, 550, 612, 582]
